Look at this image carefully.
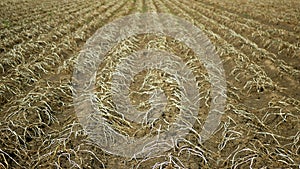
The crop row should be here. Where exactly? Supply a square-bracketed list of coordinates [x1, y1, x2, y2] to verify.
[178, 0, 300, 75]
[197, 0, 300, 34]
[195, 0, 300, 47]
[1, 0, 89, 50]
[172, 0, 299, 83]
[134, 0, 144, 13]
[191, 0, 300, 50]
[0, 0, 80, 31]
[0, 0, 133, 111]
[214, 0, 299, 24]
[0, 1, 90, 51]
[1, 2, 87, 35]
[0, 2, 135, 167]
[157, 0, 278, 92]
[157, 0, 299, 108]
[0, 0, 298, 168]
[149, 1, 263, 167]
[0, 0, 47, 22]
[154, 1, 299, 167]
[0, 0, 111, 77]
[144, 0, 156, 12]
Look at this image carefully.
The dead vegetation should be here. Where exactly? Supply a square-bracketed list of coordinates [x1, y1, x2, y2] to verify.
[0, 0, 299, 168]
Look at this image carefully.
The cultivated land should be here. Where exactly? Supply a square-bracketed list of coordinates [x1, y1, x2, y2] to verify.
[0, 0, 299, 168]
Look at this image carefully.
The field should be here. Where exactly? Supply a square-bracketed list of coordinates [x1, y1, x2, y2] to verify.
[0, 0, 299, 168]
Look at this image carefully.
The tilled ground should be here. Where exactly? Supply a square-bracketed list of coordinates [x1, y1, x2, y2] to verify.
[0, 0, 299, 168]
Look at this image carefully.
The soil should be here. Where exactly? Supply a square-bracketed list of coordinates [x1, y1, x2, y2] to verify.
[0, 0, 299, 168]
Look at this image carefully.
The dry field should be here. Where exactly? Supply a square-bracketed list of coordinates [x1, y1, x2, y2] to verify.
[0, 0, 299, 168]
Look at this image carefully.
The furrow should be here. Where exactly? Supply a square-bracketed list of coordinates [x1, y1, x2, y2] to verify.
[179, 0, 300, 70]
[156, 0, 299, 99]
[196, 0, 300, 34]
[172, 0, 299, 82]
[0, 0, 78, 31]
[0, 0, 110, 77]
[0, 0, 132, 109]
[0, 0, 90, 50]
[191, 0, 300, 48]
[1, 0, 134, 120]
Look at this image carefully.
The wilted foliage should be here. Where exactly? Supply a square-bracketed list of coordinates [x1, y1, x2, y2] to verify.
[0, 0, 299, 168]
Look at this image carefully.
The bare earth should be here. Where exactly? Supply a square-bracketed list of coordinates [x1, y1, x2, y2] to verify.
[0, 0, 299, 168]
